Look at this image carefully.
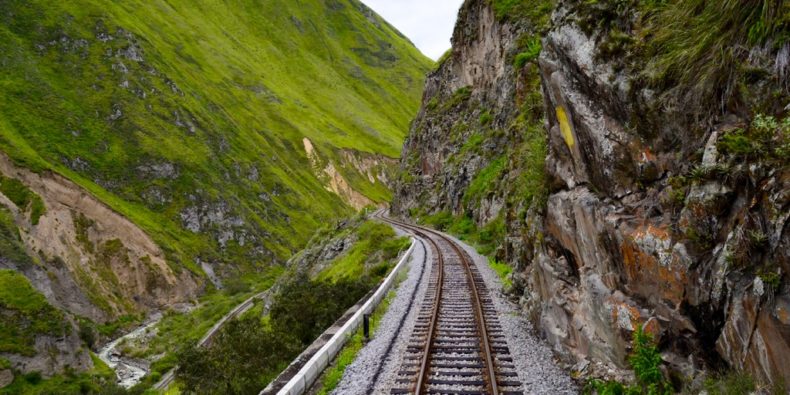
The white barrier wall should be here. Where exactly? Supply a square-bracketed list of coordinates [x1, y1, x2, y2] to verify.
[265, 239, 416, 395]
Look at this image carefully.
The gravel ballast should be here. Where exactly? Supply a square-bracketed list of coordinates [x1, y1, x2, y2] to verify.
[328, 230, 431, 395]
[331, 224, 578, 394]
[444, 232, 579, 394]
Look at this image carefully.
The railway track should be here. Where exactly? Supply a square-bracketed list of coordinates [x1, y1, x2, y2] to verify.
[376, 214, 523, 395]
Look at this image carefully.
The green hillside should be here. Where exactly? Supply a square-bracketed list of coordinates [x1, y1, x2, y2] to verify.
[0, 0, 431, 269]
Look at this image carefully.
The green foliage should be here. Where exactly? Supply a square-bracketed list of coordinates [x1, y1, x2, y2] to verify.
[479, 111, 493, 125]
[464, 156, 506, 206]
[491, 0, 555, 29]
[643, 0, 790, 107]
[448, 216, 476, 236]
[584, 325, 670, 395]
[629, 326, 668, 394]
[317, 288, 398, 395]
[319, 220, 410, 282]
[758, 270, 782, 291]
[421, 211, 455, 231]
[488, 258, 513, 289]
[176, 261, 386, 392]
[702, 371, 756, 395]
[176, 315, 300, 395]
[95, 314, 138, 338]
[441, 86, 473, 110]
[718, 114, 790, 163]
[0, 176, 45, 225]
[514, 37, 542, 68]
[0, 0, 431, 277]
[0, 207, 34, 267]
[78, 320, 96, 349]
[0, 269, 67, 356]
[435, 49, 452, 69]
[131, 268, 282, 367]
[270, 275, 373, 346]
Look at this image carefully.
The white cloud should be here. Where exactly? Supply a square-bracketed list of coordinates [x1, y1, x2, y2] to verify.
[360, 0, 465, 60]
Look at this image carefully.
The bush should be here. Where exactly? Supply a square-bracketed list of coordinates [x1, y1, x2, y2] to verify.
[514, 37, 542, 68]
[78, 321, 96, 348]
[269, 275, 372, 346]
[702, 371, 755, 395]
[0, 176, 46, 224]
[584, 325, 670, 395]
[718, 114, 789, 163]
[176, 315, 300, 395]
[176, 273, 377, 394]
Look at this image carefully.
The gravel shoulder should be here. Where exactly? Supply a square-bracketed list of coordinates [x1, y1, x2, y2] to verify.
[329, 222, 578, 394]
[329, 229, 431, 395]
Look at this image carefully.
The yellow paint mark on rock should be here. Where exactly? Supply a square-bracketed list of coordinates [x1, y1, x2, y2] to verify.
[556, 106, 575, 149]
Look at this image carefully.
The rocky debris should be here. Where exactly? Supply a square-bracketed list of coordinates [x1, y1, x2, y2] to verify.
[198, 258, 223, 289]
[108, 104, 123, 121]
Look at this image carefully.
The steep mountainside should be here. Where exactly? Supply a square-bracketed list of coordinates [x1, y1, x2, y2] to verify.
[394, 0, 789, 389]
[0, 0, 430, 379]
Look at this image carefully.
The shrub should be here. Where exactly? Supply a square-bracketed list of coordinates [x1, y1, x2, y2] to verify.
[479, 111, 493, 125]
[176, 315, 300, 395]
[584, 325, 670, 395]
[0, 176, 46, 224]
[702, 370, 755, 395]
[269, 275, 372, 346]
[78, 321, 96, 348]
[514, 37, 542, 68]
[629, 326, 669, 394]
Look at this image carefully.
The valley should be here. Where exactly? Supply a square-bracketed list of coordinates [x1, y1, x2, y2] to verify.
[0, 0, 788, 394]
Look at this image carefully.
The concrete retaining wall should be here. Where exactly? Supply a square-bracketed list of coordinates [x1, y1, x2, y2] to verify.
[264, 239, 416, 395]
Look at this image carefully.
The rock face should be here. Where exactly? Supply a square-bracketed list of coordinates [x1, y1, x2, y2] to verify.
[303, 138, 395, 210]
[394, 0, 789, 387]
[0, 153, 200, 323]
[1, 317, 93, 378]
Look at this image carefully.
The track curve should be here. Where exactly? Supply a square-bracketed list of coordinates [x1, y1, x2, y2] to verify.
[375, 213, 523, 395]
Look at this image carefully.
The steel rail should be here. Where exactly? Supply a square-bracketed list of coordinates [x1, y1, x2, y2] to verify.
[377, 213, 499, 395]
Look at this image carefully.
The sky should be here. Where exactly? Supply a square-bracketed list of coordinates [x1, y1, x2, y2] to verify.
[360, 0, 465, 60]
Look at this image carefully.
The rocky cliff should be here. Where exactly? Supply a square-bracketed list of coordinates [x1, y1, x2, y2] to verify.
[394, 0, 789, 388]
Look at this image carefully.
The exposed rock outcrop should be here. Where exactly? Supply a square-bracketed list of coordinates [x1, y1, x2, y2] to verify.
[303, 137, 394, 210]
[0, 153, 201, 323]
[394, 0, 789, 387]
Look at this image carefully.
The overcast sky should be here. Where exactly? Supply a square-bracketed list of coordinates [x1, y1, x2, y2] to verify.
[360, 0, 465, 60]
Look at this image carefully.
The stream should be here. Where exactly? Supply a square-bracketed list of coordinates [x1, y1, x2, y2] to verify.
[97, 313, 162, 389]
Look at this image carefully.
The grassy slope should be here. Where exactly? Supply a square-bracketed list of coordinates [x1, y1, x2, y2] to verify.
[0, 269, 67, 356]
[0, 0, 431, 271]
